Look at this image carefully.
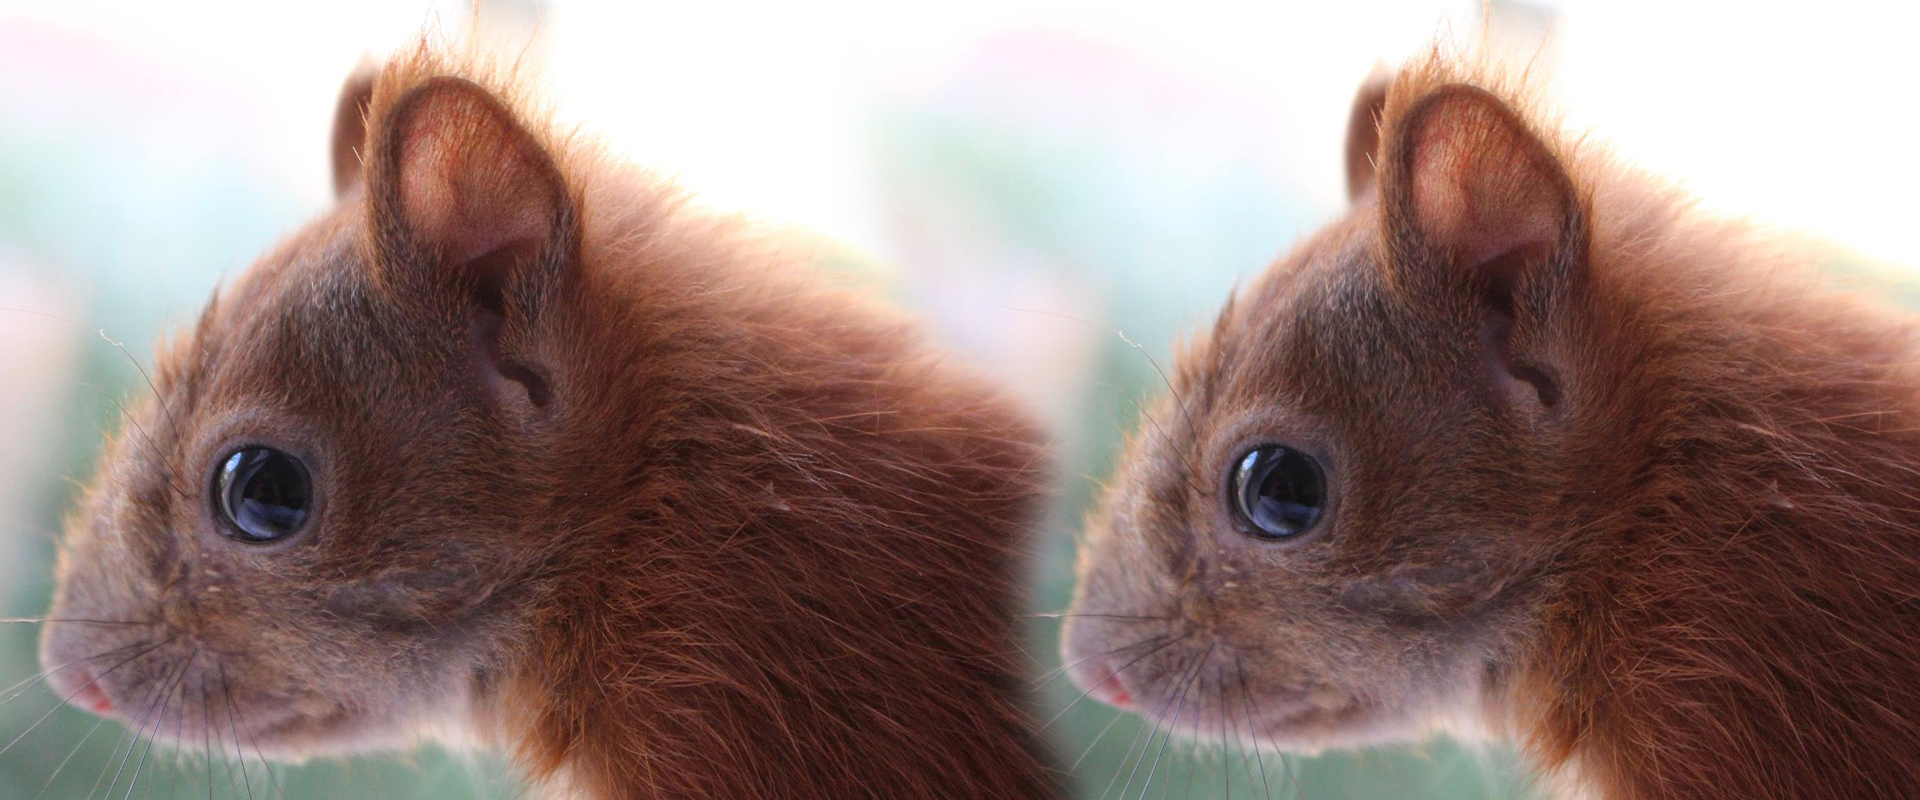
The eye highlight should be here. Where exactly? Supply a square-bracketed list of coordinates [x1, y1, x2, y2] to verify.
[214, 447, 312, 543]
[1231, 445, 1325, 539]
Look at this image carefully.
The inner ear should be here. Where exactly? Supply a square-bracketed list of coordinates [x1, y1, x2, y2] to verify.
[365, 75, 576, 419]
[366, 75, 575, 289]
[465, 247, 553, 413]
[1377, 83, 1584, 417]
[1476, 245, 1561, 414]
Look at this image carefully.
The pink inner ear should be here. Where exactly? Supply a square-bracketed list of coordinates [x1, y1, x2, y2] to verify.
[1406, 93, 1569, 268]
[390, 83, 561, 267]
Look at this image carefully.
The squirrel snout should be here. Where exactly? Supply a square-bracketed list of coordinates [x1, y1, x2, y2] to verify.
[1066, 653, 1135, 709]
[44, 659, 115, 717]
[41, 624, 130, 718]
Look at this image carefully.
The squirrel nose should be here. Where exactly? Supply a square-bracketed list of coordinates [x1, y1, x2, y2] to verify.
[1066, 656, 1134, 709]
[48, 664, 115, 716]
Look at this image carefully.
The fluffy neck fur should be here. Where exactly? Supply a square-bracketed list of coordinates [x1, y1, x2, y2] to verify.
[358, 46, 1064, 800]
[1506, 150, 1920, 800]
[500, 227, 1059, 799]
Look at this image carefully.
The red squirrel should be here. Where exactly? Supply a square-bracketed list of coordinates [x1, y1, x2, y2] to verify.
[1060, 47, 1920, 800]
[36, 42, 1064, 799]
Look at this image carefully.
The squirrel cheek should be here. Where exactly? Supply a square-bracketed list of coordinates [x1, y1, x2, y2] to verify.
[325, 568, 493, 628]
[1336, 561, 1507, 624]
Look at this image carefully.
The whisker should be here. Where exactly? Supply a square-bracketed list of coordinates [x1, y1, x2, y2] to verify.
[996, 305, 1199, 436]
[1234, 657, 1275, 800]
[86, 709, 145, 800]
[1071, 707, 1134, 772]
[1097, 382, 1209, 498]
[0, 639, 151, 711]
[79, 382, 191, 499]
[1130, 643, 1213, 800]
[1094, 687, 1174, 798]
[1218, 676, 1230, 800]
[1100, 651, 1205, 800]
[1108, 658, 1191, 800]
[167, 682, 186, 800]
[1183, 746, 1200, 800]
[1022, 612, 1172, 621]
[105, 650, 193, 800]
[217, 665, 255, 800]
[993, 306, 1212, 492]
[1038, 634, 1187, 731]
[0, 637, 170, 758]
[213, 693, 239, 799]
[0, 306, 185, 448]
[116, 649, 195, 800]
[1031, 631, 1173, 694]
[34, 712, 110, 798]
[234, 710, 286, 800]
[201, 688, 215, 800]
[86, 648, 178, 800]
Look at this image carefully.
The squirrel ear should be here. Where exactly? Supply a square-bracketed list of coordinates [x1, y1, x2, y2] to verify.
[365, 75, 574, 288]
[1378, 84, 1586, 416]
[329, 61, 377, 197]
[1343, 68, 1390, 203]
[365, 76, 576, 417]
[1378, 83, 1584, 287]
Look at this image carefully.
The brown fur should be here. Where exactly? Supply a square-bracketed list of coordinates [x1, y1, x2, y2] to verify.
[1062, 44, 1920, 800]
[39, 40, 1063, 799]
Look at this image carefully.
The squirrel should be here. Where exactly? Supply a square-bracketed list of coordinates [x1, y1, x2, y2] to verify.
[1060, 45, 1920, 800]
[36, 40, 1063, 800]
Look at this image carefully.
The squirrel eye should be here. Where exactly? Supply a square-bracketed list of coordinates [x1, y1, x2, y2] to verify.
[213, 447, 311, 543]
[1231, 445, 1325, 539]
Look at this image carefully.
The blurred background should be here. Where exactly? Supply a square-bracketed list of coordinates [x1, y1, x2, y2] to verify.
[2, 0, 1916, 797]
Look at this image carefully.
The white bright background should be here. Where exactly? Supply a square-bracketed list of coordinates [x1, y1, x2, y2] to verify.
[6, 0, 1915, 265]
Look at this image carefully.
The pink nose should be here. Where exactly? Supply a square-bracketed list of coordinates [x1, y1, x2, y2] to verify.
[1068, 658, 1134, 709]
[49, 666, 114, 716]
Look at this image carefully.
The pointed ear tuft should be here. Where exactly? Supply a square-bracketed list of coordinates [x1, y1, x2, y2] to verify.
[330, 61, 378, 197]
[367, 75, 573, 281]
[1343, 68, 1391, 203]
[1381, 83, 1582, 277]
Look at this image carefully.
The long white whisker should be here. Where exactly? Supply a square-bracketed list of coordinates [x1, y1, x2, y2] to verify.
[84, 668, 173, 800]
[1040, 634, 1186, 731]
[92, 653, 177, 799]
[34, 712, 109, 798]
[200, 689, 215, 800]
[1072, 708, 1134, 772]
[1103, 650, 1205, 800]
[0, 637, 170, 758]
[1131, 643, 1212, 800]
[107, 650, 194, 799]
[1030, 630, 1172, 693]
[0, 639, 149, 711]
[1234, 657, 1275, 800]
[217, 665, 255, 800]
[1217, 677, 1230, 800]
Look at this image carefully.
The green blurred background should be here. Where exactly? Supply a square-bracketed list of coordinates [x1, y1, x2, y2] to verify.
[2, 1, 1913, 797]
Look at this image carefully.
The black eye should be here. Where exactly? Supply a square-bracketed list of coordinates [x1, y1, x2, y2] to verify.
[1231, 445, 1326, 539]
[213, 447, 311, 543]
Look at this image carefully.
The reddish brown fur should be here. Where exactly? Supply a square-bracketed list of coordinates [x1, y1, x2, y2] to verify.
[41, 40, 1063, 799]
[1063, 45, 1920, 800]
